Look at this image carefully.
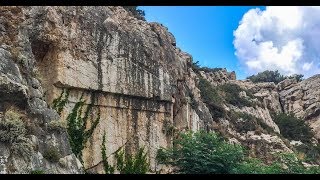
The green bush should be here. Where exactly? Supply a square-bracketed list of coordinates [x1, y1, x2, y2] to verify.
[115, 147, 150, 174]
[52, 89, 70, 115]
[156, 131, 320, 174]
[198, 78, 223, 105]
[47, 120, 67, 131]
[228, 111, 276, 135]
[228, 111, 258, 133]
[232, 152, 320, 174]
[190, 61, 201, 74]
[0, 109, 33, 158]
[187, 89, 198, 109]
[206, 102, 226, 119]
[101, 132, 115, 174]
[273, 113, 314, 143]
[292, 74, 304, 82]
[247, 70, 304, 84]
[51, 90, 101, 163]
[219, 83, 253, 108]
[30, 169, 45, 174]
[0, 109, 26, 143]
[156, 131, 244, 174]
[198, 78, 225, 118]
[43, 147, 61, 163]
[231, 157, 283, 174]
[198, 78, 255, 119]
[198, 67, 224, 73]
[162, 119, 175, 137]
[295, 143, 320, 163]
[190, 60, 223, 74]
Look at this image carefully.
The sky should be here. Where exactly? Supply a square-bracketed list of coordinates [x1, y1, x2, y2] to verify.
[140, 6, 320, 80]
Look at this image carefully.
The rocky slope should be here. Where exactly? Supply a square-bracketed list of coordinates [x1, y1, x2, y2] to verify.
[0, 6, 319, 174]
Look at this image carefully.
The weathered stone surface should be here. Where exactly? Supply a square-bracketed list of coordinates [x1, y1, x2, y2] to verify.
[2, 6, 320, 174]
[280, 75, 320, 139]
[0, 6, 83, 174]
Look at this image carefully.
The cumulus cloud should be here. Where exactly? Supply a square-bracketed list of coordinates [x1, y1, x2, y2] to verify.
[234, 6, 320, 78]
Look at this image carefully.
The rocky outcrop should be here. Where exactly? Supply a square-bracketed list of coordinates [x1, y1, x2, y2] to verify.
[0, 6, 82, 173]
[1, 6, 320, 174]
[279, 75, 320, 138]
[0, 6, 191, 173]
[199, 68, 236, 87]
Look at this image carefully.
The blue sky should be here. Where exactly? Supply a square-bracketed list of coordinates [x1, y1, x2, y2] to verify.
[139, 6, 265, 80]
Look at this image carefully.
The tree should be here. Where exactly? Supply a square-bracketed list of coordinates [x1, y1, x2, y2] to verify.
[289, 74, 304, 82]
[156, 131, 320, 174]
[273, 113, 314, 143]
[156, 131, 244, 174]
[247, 70, 304, 84]
[247, 70, 285, 84]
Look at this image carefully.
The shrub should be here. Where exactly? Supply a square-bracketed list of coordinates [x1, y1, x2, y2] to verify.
[295, 143, 320, 163]
[206, 102, 226, 119]
[291, 74, 304, 82]
[232, 152, 320, 174]
[274, 152, 307, 173]
[256, 118, 276, 135]
[0, 109, 33, 158]
[198, 67, 224, 73]
[247, 70, 285, 84]
[198, 78, 223, 105]
[156, 131, 244, 174]
[273, 113, 314, 143]
[247, 70, 304, 84]
[228, 111, 258, 133]
[190, 60, 223, 74]
[156, 131, 320, 174]
[190, 61, 201, 74]
[162, 119, 175, 137]
[30, 169, 45, 174]
[0, 109, 26, 143]
[101, 131, 115, 174]
[47, 120, 67, 131]
[43, 147, 61, 163]
[198, 78, 225, 118]
[115, 147, 150, 174]
[198, 78, 255, 118]
[187, 89, 198, 109]
[218, 83, 253, 108]
[231, 157, 283, 174]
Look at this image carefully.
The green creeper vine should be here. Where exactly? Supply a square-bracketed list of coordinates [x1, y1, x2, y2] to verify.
[100, 131, 150, 174]
[101, 131, 115, 174]
[114, 147, 150, 174]
[67, 93, 100, 162]
[51, 89, 150, 173]
[51, 89, 100, 162]
[52, 89, 70, 115]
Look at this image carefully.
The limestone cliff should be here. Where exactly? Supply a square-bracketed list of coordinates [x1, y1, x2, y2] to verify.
[0, 6, 320, 174]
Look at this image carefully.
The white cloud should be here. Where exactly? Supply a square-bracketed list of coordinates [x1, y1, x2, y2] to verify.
[303, 62, 313, 71]
[234, 6, 320, 78]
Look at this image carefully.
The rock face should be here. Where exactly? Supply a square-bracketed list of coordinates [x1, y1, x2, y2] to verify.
[279, 75, 320, 138]
[0, 7, 82, 173]
[1, 6, 320, 174]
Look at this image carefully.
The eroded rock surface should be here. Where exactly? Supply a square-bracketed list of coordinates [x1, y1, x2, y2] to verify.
[1, 6, 320, 174]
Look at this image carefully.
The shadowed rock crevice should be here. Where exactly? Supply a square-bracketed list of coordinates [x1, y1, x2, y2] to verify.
[31, 39, 50, 63]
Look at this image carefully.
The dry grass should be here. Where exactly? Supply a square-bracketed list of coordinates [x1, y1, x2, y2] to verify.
[0, 108, 33, 158]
